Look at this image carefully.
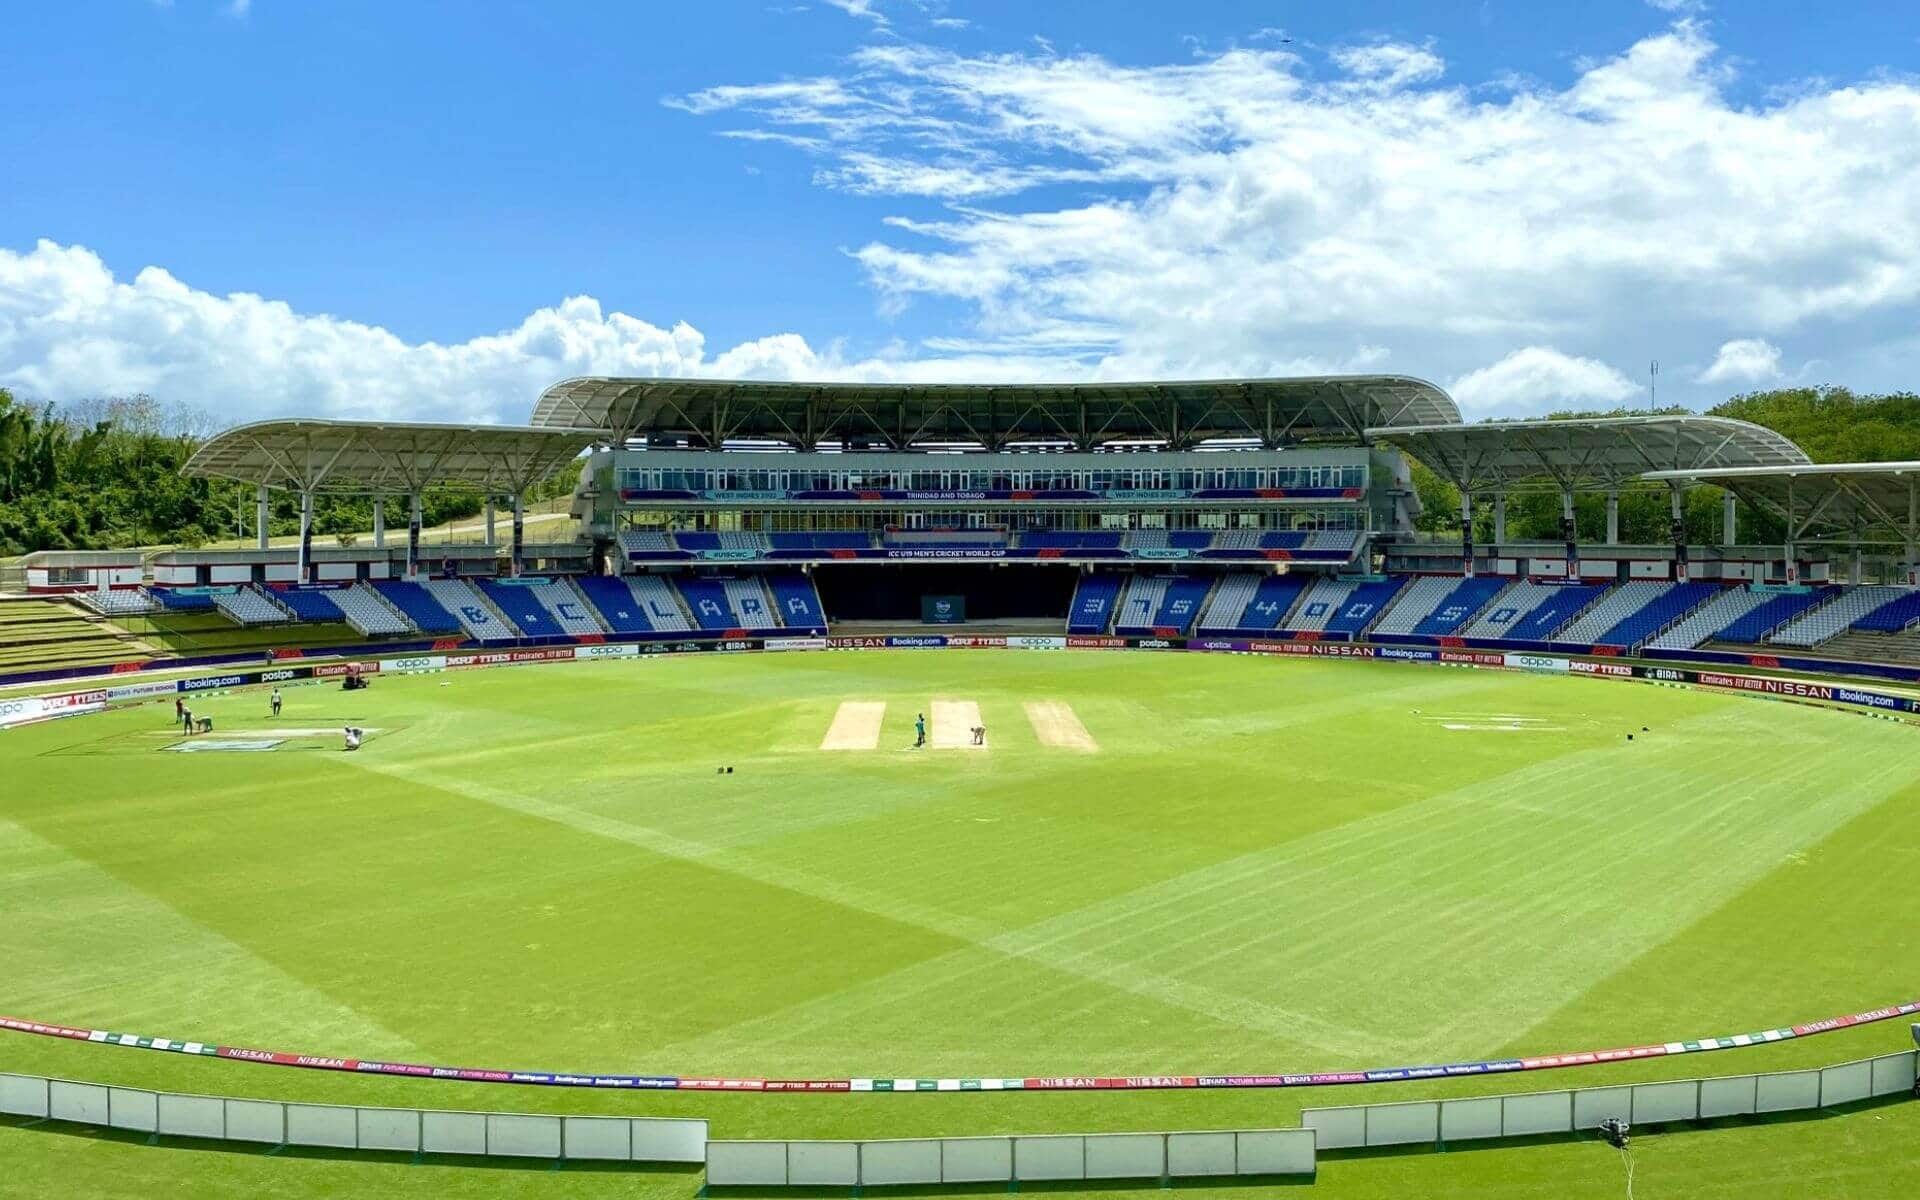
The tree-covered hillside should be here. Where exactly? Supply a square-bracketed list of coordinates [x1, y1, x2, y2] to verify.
[1408, 386, 1920, 545]
[0, 390, 572, 556]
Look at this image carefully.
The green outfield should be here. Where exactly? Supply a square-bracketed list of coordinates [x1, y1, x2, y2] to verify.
[2, 649, 1918, 1198]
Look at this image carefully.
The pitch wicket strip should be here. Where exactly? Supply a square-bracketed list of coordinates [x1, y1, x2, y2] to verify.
[4, 999, 1917, 1094]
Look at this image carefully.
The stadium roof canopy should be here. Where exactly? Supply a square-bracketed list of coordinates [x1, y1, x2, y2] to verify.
[528, 375, 1461, 450]
[181, 419, 603, 496]
[1366, 415, 1811, 496]
[1642, 462, 1920, 547]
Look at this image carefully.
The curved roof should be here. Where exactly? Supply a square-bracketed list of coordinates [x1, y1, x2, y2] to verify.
[182, 420, 603, 495]
[1366, 415, 1810, 495]
[530, 375, 1460, 450]
[1642, 462, 1920, 545]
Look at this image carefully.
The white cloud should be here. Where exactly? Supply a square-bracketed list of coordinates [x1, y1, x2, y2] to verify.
[0, 240, 1129, 422]
[1329, 41, 1444, 88]
[1449, 348, 1641, 413]
[1697, 337, 1784, 384]
[822, 0, 887, 25]
[669, 23, 1920, 413]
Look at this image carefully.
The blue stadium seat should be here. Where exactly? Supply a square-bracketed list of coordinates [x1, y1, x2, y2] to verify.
[767, 573, 827, 627]
[150, 588, 217, 611]
[1411, 576, 1507, 637]
[274, 587, 346, 622]
[676, 578, 741, 629]
[575, 576, 654, 634]
[1597, 582, 1718, 646]
[1150, 576, 1212, 633]
[1067, 574, 1123, 632]
[476, 580, 561, 638]
[1853, 589, 1920, 632]
[371, 581, 462, 634]
[1322, 577, 1408, 635]
[1715, 589, 1828, 643]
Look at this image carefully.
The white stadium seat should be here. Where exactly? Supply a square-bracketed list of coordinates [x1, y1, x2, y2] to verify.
[334, 583, 413, 636]
[1645, 587, 1772, 650]
[1770, 586, 1903, 647]
[626, 576, 692, 632]
[213, 586, 290, 626]
[1367, 575, 1459, 636]
[530, 580, 606, 637]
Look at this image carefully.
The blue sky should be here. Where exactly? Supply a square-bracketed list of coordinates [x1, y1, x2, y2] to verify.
[2, 0, 1917, 423]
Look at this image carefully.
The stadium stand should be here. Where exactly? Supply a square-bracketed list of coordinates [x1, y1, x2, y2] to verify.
[73, 589, 156, 617]
[677, 532, 772, 554]
[1237, 574, 1311, 630]
[1306, 530, 1361, 554]
[1553, 582, 1668, 645]
[1149, 576, 1213, 633]
[1461, 581, 1558, 639]
[1711, 588, 1830, 645]
[1027, 531, 1124, 551]
[674, 577, 740, 630]
[575, 576, 654, 634]
[1322, 576, 1408, 635]
[769, 532, 871, 552]
[1067, 573, 1123, 633]
[619, 530, 683, 559]
[1281, 576, 1359, 633]
[273, 586, 347, 623]
[1411, 576, 1508, 637]
[1196, 573, 1261, 630]
[1850, 588, 1920, 632]
[626, 576, 693, 631]
[334, 583, 416, 636]
[1591, 582, 1718, 647]
[1644, 586, 1774, 650]
[421, 579, 518, 642]
[722, 578, 779, 629]
[475, 580, 560, 638]
[767, 573, 827, 628]
[1124, 530, 1215, 552]
[1368, 575, 1460, 636]
[1770, 586, 1902, 647]
[1510, 584, 1602, 641]
[530, 579, 608, 637]
[1113, 576, 1170, 632]
[213, 587, 291, 626]
[150, 588, 217, 612]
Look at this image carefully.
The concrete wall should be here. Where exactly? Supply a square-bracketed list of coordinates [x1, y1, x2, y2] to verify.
[705, 1129, 1315, 1185]
[0, 1072, 705, 1164]
[1303, 1051, 1917, 1150]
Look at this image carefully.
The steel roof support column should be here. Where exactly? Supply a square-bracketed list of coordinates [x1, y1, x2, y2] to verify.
[1493, 494, 1507, 548]
[372, 498, 386, 550]
[1906, 477, 1919, 586]
[255, 484, 270, 552]
[407, 493, 423, 580]
[1460, 491, 1476, 578]
[485, 497, 496, 547]
[297, 490, 314, 585]
[1784, 477, 1798, 585]
[1668, 482, 1689, 582]
[1722, 492, 1736, 547]
[1561, 489, 1578, 581]
[1605, 491, 1619, 545]
[511, 494, 525, 578]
